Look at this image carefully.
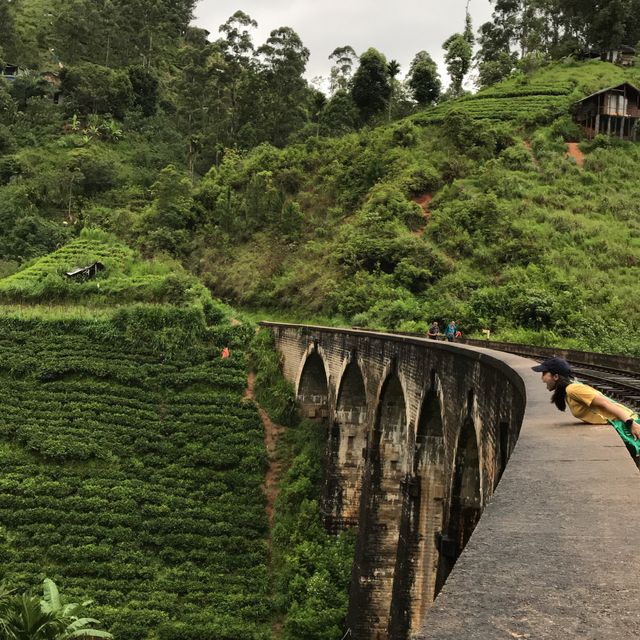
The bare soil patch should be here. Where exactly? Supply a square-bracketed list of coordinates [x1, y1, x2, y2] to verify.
[523, 139, 539, 166]
[412, 192, 433, 235]
[566, 141, 585, 168]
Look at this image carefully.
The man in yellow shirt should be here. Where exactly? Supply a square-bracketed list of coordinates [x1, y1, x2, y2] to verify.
[532, 357, 640, 453]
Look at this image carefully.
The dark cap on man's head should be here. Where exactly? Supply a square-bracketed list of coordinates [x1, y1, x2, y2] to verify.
[531, 357, 572, 377]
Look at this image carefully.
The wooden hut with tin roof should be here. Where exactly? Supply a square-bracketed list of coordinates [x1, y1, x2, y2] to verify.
[602, 45, 636, 66]
[573, 82, 640, 140]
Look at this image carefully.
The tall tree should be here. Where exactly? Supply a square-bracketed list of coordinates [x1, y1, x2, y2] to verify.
[351, 48, 391, 123]
[328, 45, 357, 95]
[257, 26, 311, 146]
[174, 26, 218, 172]
[407, 51, 441, 105]
[588, 0, 631, 50]
[475, 20, 518, 87]
[319, 89, 359, 136]
[51, 0, 103, 65]
[217, 11, 259, 146]
[386, 59, 401, 121]
[219, 9, 257, 65]
[464, 2, 475, 45]
[443, 33, 472, 95]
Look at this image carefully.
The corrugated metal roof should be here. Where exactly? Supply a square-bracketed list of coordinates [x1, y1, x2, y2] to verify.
[576, 82, 640, 103]
[65, 262, 105, 277]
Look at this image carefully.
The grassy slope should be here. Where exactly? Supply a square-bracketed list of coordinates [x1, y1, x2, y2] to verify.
[191, 60, 640, 354]
[0, 236, 270, 640]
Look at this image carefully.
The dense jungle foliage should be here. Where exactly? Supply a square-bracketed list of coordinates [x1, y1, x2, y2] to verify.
[2, 0, 640, 354]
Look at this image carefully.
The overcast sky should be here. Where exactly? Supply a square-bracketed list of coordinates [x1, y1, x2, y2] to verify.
[192, 0, 494, 90]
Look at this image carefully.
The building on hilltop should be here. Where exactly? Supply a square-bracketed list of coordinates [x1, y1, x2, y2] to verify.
[602, 45, 636, 66]
[573, 82, 640, 140]
[1, 65, 62, 103]
[576, 45, 636, 66]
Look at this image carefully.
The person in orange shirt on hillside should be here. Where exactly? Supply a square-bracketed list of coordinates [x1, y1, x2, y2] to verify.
[532, 357, 640, 454]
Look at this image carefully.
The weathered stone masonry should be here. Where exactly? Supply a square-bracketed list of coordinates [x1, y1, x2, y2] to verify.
[264, 323, 526, 640]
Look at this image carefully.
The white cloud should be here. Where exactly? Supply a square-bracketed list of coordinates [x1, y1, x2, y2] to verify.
[193, 0, 494, 89]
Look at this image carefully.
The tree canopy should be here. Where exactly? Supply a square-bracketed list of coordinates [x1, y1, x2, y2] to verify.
[351, 48, 392, 123]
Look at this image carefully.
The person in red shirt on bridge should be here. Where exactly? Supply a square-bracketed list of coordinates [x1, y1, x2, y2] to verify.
[533, 357, 640, 454]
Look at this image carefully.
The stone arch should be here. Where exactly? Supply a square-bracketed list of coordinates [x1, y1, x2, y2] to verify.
[376, 372, 407, 443]
[297, 349, 329, 421]
[388, 371, 446, 640]
[435, 394, 482, 595]
[494, 419, 511, 489]
[413, 373, 447, 631]
[325, 358, 368, 532]
[347, 370, 409, 640]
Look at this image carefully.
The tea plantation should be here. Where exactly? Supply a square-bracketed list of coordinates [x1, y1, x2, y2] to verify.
[0, 235, 271, 639]
[411, 80, 576, 126]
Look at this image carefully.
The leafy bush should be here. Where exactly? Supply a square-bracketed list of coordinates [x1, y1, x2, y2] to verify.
[549, 115, 583, 141]
[60, 63, 134, 118]
[250, 329, 298, 426]
[67, 147, 119, 195]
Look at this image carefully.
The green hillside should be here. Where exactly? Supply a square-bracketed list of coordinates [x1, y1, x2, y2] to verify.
[185, 60, 640, 354]
[0, 235, 271, 639]
[4, 3, 640, 639]
[3, 46, 640, 354]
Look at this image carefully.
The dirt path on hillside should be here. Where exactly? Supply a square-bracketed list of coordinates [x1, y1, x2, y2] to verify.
[523, 139, 539, 166]
[245, 372, 285, 526]
[245, 372, 285, 638]
[566, 141, 585, 167]
[412, 193, 433, 235]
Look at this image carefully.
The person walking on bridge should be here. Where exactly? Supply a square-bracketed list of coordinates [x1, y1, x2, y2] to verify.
[444, 321, 456, 342]
[533, 357, 640, 454]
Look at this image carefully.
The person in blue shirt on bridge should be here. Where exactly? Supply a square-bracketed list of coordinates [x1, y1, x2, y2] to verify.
[444, 321, 456, 342]
[533, 357, 640, 454]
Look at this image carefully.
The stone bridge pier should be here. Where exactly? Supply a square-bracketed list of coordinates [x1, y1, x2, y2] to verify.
[263, 323, 525, 640]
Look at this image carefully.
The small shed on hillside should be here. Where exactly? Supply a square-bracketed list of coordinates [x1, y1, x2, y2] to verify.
[0, 64, 24, 83]
[573, 82, 640, 140]
[65, 262, 105, 281]
[602, 45, 636, 66]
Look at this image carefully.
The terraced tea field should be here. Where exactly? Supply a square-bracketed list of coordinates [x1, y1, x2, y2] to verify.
[412, 81, 576, 126]
[0, 235, 271, 639]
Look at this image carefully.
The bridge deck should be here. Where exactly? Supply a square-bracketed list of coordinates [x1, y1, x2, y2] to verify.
[417, 345, 640, 640]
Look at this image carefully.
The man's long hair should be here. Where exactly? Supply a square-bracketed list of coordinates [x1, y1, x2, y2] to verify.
[551, 375, 574, 411]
